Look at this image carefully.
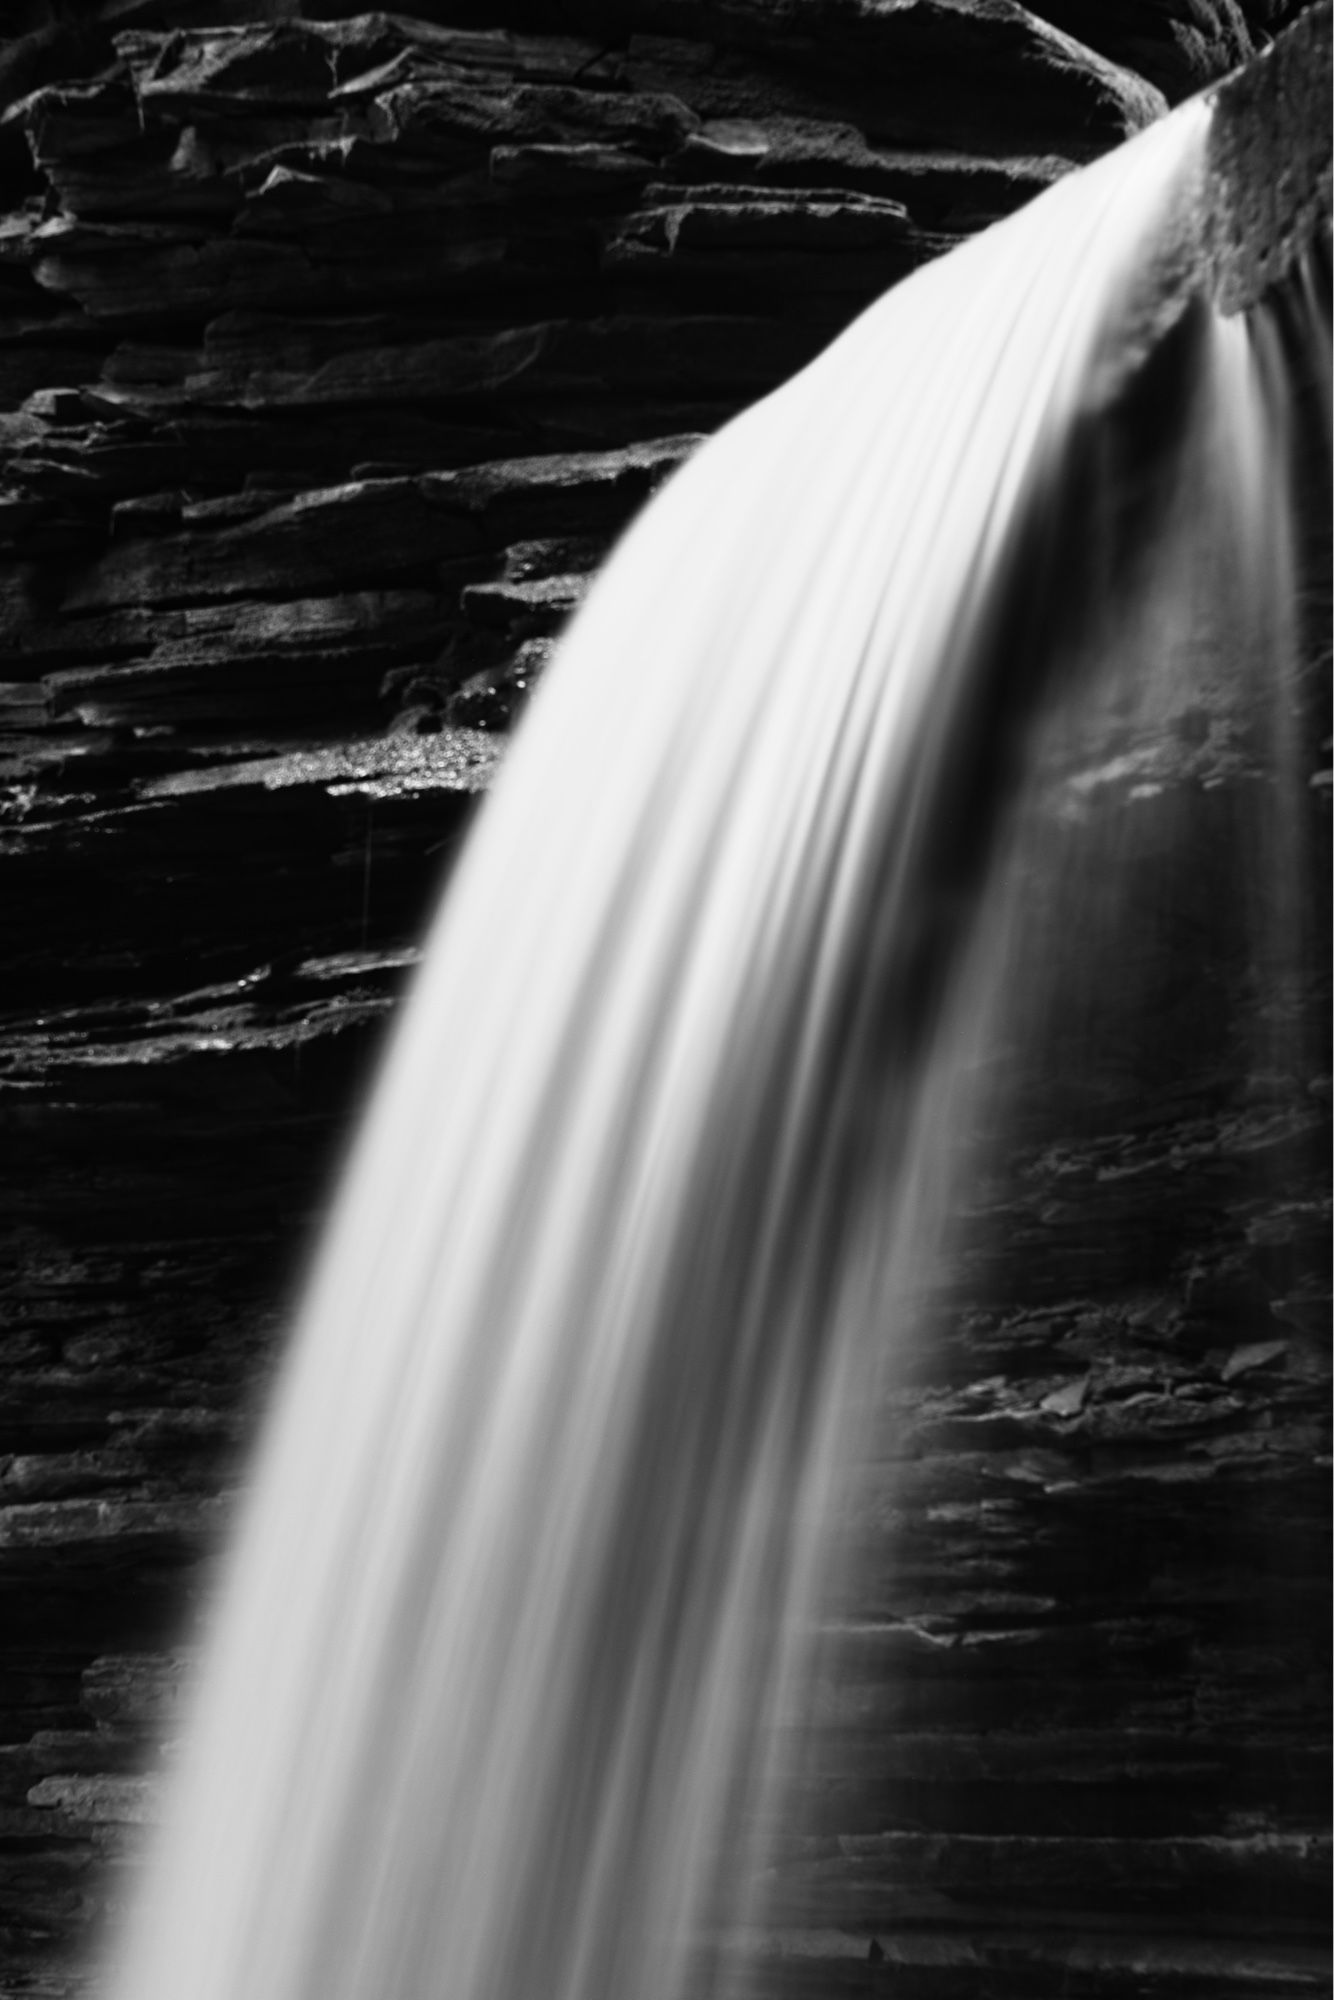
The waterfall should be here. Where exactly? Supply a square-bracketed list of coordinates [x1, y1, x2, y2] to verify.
[101, 84, 1316, 2000]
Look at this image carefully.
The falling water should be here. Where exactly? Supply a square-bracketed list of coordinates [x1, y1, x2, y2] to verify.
[103, 83, 1319, 2000]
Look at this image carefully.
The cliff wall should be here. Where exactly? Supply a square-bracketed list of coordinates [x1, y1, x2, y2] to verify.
[0, 1, 1327, 1993]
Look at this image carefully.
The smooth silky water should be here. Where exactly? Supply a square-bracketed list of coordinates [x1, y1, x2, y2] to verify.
[101, 87, 1319, 2000]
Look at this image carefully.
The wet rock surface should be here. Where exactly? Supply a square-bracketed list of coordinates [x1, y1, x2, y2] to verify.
[0, 0, 1329, 1994]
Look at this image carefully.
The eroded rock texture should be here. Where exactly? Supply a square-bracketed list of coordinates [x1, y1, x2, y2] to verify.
[0, 0, 1328, 1993]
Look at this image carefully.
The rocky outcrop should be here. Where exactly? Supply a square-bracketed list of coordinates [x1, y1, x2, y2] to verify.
[0, 1, 1328, 1994]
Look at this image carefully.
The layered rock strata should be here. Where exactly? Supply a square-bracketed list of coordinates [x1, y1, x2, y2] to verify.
[0, 1, 1328, 1994]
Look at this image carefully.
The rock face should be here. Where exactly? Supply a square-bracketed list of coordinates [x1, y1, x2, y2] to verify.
[738, 660, 1333, 1992]
[0, 0, 1328, 1994]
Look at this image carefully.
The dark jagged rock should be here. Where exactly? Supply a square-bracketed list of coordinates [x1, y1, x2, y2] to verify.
[1021, 0, 1258, 100]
